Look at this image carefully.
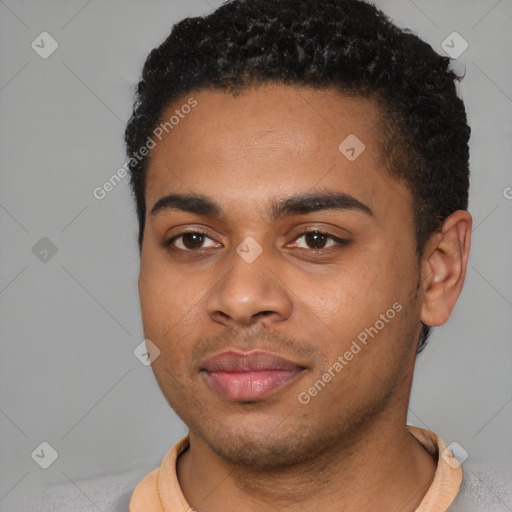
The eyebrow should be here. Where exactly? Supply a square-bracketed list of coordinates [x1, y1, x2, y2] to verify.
[150, 191, 374, 221]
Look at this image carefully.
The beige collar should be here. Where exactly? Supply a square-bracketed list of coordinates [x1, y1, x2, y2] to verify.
[129, 424, 462, 512]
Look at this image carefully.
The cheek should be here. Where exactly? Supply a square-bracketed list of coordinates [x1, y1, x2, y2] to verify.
[138, 255, 208, 379]
[294, 249, 414, 353]
[295, 260, 378, 325]
[138, 267, 169, 336]
[138, 252, 201, 334]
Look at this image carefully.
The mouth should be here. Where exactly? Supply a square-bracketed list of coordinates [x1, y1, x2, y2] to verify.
[200, 350, 307, 401]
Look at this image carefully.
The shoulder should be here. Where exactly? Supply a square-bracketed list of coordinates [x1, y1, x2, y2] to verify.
[449, 462, 512, 512]
[5, 467, 144, 512]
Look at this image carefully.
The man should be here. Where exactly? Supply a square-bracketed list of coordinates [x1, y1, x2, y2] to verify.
[125, 0, 478, 510]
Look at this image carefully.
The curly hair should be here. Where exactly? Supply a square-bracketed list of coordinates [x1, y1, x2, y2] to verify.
[124, 0, 471, 354]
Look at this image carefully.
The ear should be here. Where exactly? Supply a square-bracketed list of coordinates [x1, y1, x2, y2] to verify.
[420, 210, 472, 327]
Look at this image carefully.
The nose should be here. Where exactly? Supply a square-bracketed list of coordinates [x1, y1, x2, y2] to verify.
[206, 245, 293, 327]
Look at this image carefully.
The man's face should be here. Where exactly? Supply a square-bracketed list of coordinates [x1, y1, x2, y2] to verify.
[139, 85, 423, 468]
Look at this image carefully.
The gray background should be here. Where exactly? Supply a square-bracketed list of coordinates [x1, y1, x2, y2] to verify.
[1, 0, 511, 507]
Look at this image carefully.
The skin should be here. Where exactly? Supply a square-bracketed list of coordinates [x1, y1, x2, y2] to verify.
[138, 84, 472, 511]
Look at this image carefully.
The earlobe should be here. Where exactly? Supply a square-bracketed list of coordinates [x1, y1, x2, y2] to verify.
[420, 210, 472, 328]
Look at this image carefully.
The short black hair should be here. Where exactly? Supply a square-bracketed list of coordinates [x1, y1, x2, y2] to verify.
[125, 0, 470, 354]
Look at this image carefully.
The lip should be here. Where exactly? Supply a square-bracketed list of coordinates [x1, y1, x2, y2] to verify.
[200, 350, 306, 401]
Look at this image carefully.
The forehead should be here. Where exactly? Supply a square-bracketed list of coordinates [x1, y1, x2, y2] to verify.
[145, 84, 411, 219]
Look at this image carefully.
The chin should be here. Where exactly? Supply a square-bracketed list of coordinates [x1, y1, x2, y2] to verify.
[195, 419, 333, 470]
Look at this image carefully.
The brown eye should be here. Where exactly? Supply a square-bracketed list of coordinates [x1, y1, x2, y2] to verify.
[165, 232, 220, 251]
[293, 230, 349, 251]
[181, 233, 206, 249]
[304, 231, 329, 249]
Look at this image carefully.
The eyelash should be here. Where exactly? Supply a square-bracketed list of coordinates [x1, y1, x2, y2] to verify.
[163, 230, 350, 253]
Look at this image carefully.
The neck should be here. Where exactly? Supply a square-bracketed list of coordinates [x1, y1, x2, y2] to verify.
[177, 413, 436, 512]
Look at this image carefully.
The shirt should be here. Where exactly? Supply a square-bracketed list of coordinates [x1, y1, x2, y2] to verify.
[128, 425, 463, 511]
[4, 426, 510, 511]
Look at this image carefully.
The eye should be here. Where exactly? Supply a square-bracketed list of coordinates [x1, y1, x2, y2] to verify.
[165, 231, 221, 251]
[291, 230, 349, 250]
